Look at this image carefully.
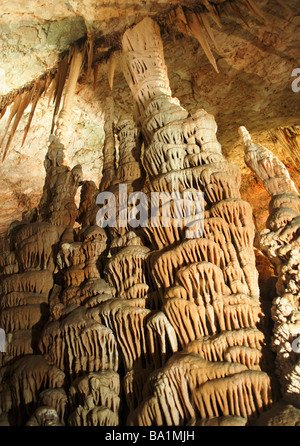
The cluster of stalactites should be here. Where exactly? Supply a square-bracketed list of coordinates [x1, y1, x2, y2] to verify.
[241, 126, 300, 405]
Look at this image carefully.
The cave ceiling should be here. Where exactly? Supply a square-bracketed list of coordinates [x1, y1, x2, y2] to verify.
[0, 0, 300, 237]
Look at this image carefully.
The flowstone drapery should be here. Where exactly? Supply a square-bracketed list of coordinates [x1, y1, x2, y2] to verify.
[240, 126, 300, 406]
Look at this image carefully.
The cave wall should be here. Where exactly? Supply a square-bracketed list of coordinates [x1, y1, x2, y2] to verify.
[0, 1, 300, 427]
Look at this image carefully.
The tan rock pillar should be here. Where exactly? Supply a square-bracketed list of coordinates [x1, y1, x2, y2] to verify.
[55, 45, 84, 148]
[240, 125, 300, 405]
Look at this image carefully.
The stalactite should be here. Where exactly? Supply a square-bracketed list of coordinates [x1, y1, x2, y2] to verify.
[85, 32, 94, 82]
[55, 46, 84, 146]
[50, 55, 70, 135]
[93, 62, 99, 91]
[0, 39, 86, 160]
[21, 79, 49, 147]
[108, 52, 118, 91]
[0, 0, 289, 163]
[241, 0, 266, 23]
[0, 91, 31, 161]
[0, 72, 54, 161]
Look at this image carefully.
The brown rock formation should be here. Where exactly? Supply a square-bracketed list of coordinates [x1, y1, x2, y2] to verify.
[120, 17, 274, 425]
[1, 5, 299, 427]
[241, 126, 300, 406]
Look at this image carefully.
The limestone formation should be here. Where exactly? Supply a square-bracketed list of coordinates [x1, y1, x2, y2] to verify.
[77, 181, 99, 228]
[67, 370, 120, 426]
[0, 113, 84, 423]
[99, 97, 116, 193]
[0, 6, 299, 428]
[119, 17, 274, 425]
[127, 352, 272, 425]
[38, 138, 82, 228]
[98, 111, 155, 410]
[1, 355, 65, 425]
[241, 126, 300, 406]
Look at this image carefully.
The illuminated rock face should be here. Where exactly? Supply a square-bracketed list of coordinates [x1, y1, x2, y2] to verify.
[1, 12, 300, 427]
[0, 140, 80, 369]
[119, 17, 273, 425]
[0, 0, 299, 244]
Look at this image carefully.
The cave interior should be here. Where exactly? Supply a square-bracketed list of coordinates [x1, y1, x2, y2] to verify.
[0, 0, 300, 427]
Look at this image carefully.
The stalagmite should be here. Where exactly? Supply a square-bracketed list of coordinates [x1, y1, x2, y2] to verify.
[1, 6, 293, 427]
[97, 298, 150, 371]
[1, 355, 65, 425]
[240, 126, 298, 196]
[146, 311, 178, 369]
[0, 37, 99, 427]
[0, 127, 84, 378]
[37, 388, 68, 424]
[240, 126, 300, 406]
[39, 306, 119, 378]
[127, 352, 272, 425]
[77, 181, 99, 227]
[104, 246, 150, 297]
[97, 111, 155, 411]
[38, 140, 82, 227]
[26, 406, 63, 426]
[119, 17, 273, 425]
[68, 370, 120, 426]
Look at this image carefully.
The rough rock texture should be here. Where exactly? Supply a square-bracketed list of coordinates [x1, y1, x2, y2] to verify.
[0, 2, 300, 427]
[254, 401, 300, 426]
[119, 17, 276, 426]
[241, 127, 300, 407]
[0, 0, 299, 238]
